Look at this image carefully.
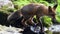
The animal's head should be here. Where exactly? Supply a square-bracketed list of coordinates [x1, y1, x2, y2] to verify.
[48, 4, 58, 23]
[48, 4, 58, 18]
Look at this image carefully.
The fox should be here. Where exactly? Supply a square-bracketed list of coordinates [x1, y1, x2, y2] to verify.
[20, 3, 58, 32]
[7, 10, 35, 28]
[7, 3, 58, 32]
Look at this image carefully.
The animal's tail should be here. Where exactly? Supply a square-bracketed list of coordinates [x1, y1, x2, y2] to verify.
[7, 9, 23, 22]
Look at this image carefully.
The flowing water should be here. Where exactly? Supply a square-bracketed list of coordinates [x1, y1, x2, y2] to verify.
[45, 24, 60, 34]
[0, 25, 60, 34]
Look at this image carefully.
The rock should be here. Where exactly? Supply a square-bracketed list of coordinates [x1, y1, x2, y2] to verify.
[0, 25, 23, 34]
[0, 0, 14, 9]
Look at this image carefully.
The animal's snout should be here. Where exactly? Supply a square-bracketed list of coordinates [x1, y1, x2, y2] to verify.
[52, 18, 58, 24]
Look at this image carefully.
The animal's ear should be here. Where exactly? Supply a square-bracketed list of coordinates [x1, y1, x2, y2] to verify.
[53, 4, 58, 10]
[48, 6, 52, 12]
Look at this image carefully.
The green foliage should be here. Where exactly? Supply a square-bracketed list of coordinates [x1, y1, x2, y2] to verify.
[56, 5, 60, 13]
[13, 0, 30, 9]
[12, 0, 49, 9]
[56, 4, 60, 23]
[42, 16, 52, 27]
[39, 1, 49, 6]
[7, 8, 14, 12]
[56, 16, 60, 23]
[58, 0, 60, 5]
[46, 30, 53, 34]
[0, 6, 14, 14]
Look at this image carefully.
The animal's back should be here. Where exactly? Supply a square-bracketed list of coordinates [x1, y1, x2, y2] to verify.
[21, 3, 48, 19]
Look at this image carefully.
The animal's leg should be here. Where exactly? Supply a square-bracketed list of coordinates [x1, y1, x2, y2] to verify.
[41, 17, 45, 27]
[33, 18, 37, 23]
[21, 18, 34, 28]
[27, 17, 35, 26]
[36, 15, 44, 32]
[21, 18, 28, 28]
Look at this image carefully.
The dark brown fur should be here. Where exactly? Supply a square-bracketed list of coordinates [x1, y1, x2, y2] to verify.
[20, 3, 58, 32]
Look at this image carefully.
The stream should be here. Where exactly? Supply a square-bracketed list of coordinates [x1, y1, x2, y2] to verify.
[46, 24, 60, 34]
[0, 24, 60, 34]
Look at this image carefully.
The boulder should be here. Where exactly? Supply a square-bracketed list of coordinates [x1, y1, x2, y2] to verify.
[0, 0, 14, 9]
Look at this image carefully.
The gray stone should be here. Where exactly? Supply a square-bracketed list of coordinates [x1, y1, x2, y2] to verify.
[0, 0, 14, 9]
